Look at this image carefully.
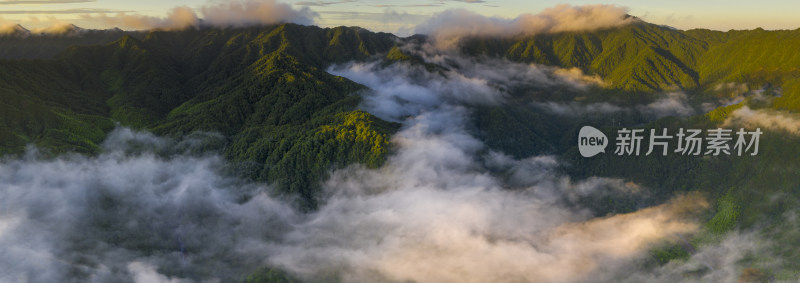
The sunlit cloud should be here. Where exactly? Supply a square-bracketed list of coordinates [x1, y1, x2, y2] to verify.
[0, 8, 129, 14]
[0, 0, 95, 4]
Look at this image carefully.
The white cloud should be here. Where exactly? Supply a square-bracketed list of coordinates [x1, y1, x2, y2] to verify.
[415, 4, 635, 49]
[637, 91, 695, 118]
[270, 50, 707, 282]
[723, 106, 800, 134]
[82, 0, 314, 31]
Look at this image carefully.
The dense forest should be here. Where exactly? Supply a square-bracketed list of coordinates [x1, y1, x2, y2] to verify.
[2, 20, 800, 281]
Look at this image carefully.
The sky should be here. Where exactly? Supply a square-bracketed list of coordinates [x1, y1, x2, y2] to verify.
[1, 0, 800, 35]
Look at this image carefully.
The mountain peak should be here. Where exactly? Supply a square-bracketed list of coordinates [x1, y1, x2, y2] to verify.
[0, 23, 31, 37]
[30, 23, 84, 36]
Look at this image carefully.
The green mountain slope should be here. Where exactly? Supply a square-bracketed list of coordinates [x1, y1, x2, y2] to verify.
[692, 28, 800, 110]
[0, 58, 113, 154]
[4, 21, 800, 210]
[0, 28, 145, 59]
[5, 20, 800, 281]
[461, 22, 707, 91]
[459, 22, 800, 102]
[0, 23, 399, 209]
[445, 23, 800, 280]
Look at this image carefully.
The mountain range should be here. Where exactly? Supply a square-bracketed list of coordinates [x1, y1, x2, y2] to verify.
[2, 20, 800, 281]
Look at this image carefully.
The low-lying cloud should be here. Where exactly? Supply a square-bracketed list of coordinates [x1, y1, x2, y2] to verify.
[636, 91, 695, 118]
[273, 53, 709, 282]
[271, 188, 704, 282]
[622, 232, 775, 282]
[553, 67, 608, 88]
[723, 106, 800, 134]
[0, 38, 750, 283]
[0, 128, 299, 282]
[0, 130, 707, 282]
[415, 4, 635, 48]
[329, 46, 607, 121]
[534, 101, 624, 116]
[534, 91, 695, 119]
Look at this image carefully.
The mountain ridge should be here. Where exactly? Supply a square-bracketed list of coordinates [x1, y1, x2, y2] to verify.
[2, 20, 800, 209]
[3, 19, 800, 282]
[0, 23, 400, 209]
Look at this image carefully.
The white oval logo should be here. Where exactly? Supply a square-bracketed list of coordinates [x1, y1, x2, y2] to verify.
[578, 126, 608, 157]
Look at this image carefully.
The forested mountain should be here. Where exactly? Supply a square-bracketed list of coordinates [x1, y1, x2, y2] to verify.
[3, 20, 800, 281]
[0, 26, 141, 59]
[0, 24, 398, 209]
[3, 20, 800, 213]
[461, 21, 800, 99]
